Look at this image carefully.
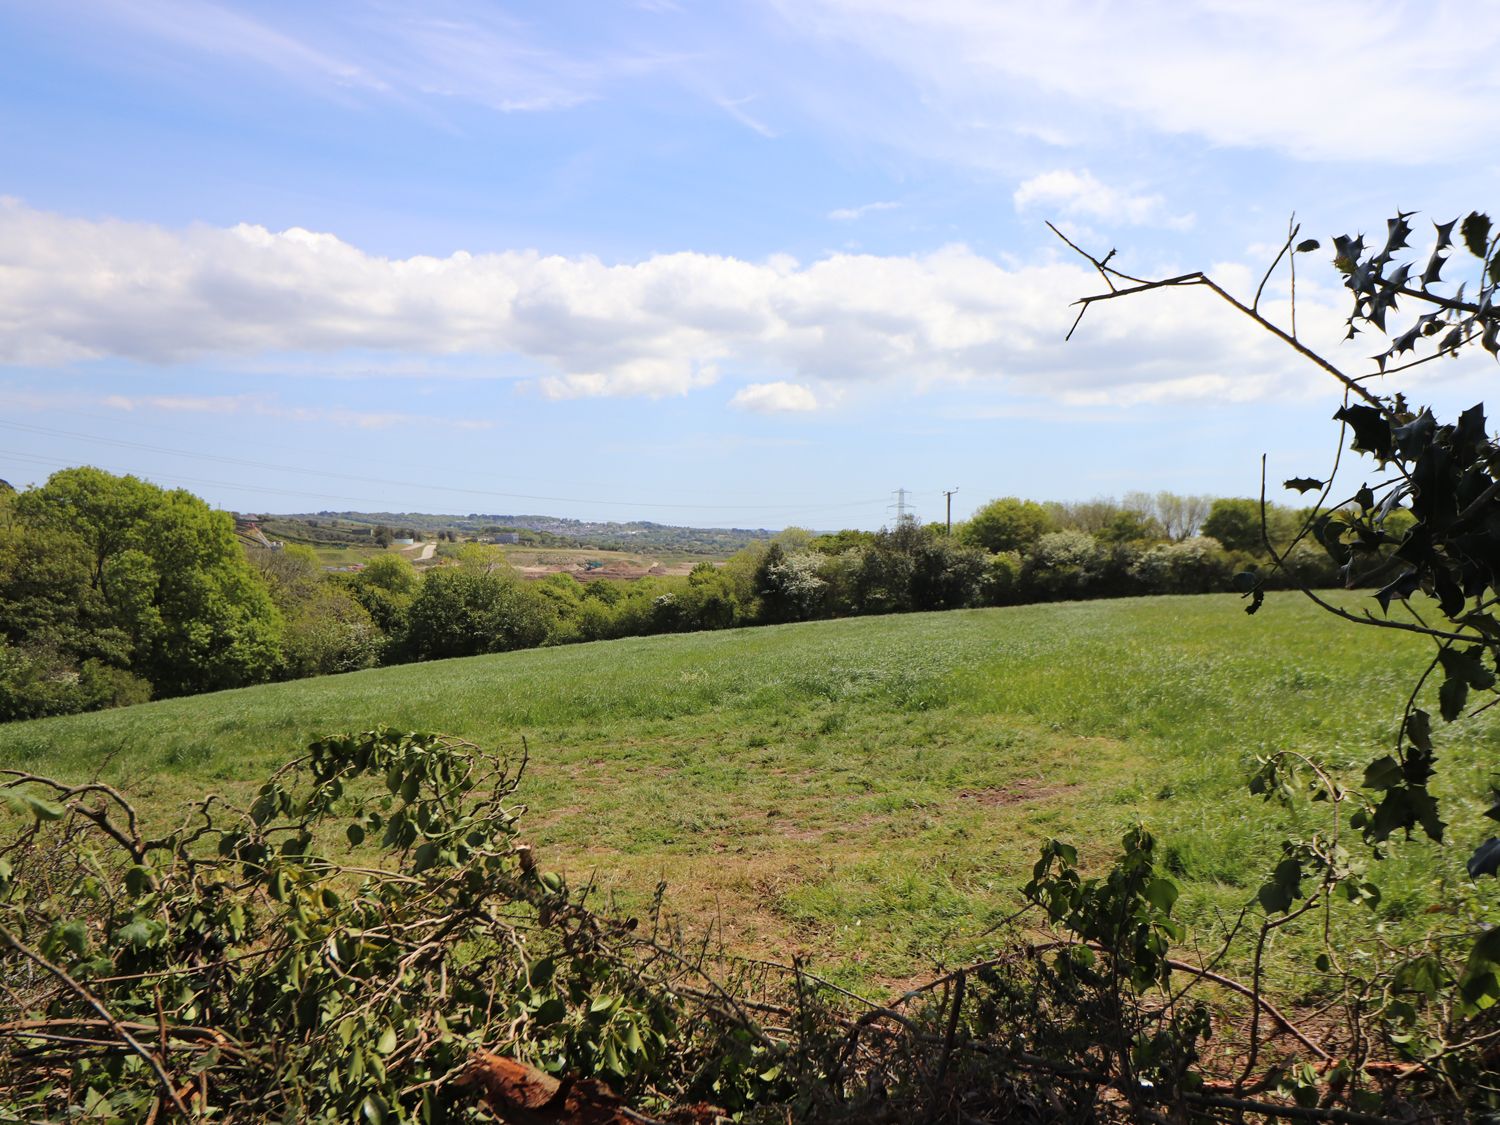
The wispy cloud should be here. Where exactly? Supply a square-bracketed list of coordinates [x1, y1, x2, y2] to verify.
[773, 0, 1500, 164]
[85, 0, 681, 115]
[713, 94, 777, 138]
[126, 394, 496, 430]
[828, 200, 899, 222]
[1013, 170, 1192, 230]
[104, 0, 382, 93]
[0, 387, 492, 431]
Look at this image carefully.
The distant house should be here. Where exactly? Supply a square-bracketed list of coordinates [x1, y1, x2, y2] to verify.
[490, 532, 520, 544]
[393, 537, 416, 546]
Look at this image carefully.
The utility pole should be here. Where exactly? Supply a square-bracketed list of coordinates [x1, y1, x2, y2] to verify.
[943, 487, 959, 535]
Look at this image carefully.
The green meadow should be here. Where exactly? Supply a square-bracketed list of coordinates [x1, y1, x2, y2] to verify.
[1, 592, 1491, 995]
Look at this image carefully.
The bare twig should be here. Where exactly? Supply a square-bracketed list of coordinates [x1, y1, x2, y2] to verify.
[0, 925, 192, 1118]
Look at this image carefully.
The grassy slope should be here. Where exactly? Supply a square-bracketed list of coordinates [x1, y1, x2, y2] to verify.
[1, 593, 1491, 992]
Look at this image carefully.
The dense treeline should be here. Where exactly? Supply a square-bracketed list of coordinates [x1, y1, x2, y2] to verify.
[0, 470, 1398, 722]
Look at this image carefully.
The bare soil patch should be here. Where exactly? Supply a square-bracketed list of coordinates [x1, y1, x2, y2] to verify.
[955, 778, 1078, 806]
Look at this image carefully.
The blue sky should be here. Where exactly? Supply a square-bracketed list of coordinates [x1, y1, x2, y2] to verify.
[2, 1, 1498, 528]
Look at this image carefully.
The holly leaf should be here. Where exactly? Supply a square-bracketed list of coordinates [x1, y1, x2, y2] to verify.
[1374, 570, 1420, 613]
[1420, 251, 1446, 290]
[1468, 838, 1500, 879]
[1456, 403, 1488, 450]
[58, 920, 89, 957]
[1405, 709, 1433, 754]
[1462, 212, 1493, 259]
[1440, 675, 1469, 722]
[1393, 410, 1436, 459]
[1334, 404, 1394, 460]
[1283, 477, 1324, 494]
[1393, 954, 1448, 997]
[1363, 755, 1404, 789]
[1439, 645, 1495, 690]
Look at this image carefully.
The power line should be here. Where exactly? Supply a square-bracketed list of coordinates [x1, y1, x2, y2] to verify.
[19, 403, 762, 501]
[0, 420, 888, 515]
[0, 448, 895, 526]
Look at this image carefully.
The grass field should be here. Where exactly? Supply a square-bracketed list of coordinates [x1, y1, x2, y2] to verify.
[1, 592, 1492, 995]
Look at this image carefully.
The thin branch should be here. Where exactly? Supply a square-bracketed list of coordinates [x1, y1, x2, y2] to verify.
[1049, 226, 1391, 413]
[1046, 221, 1152, 288]
[1254, 219, 1297, 315]
[1163, 955, 1329, 1061]
[0, 925, 192, 1118]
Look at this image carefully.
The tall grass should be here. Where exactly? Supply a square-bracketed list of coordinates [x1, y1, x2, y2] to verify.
[1, 592, 1488, 991]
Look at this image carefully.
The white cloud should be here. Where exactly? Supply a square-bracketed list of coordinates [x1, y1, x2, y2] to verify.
[730, 381, 819, 413]
[1, 198, 1448, 408]
[775, 0, 1500, 164]
[828, 201, 899, 222]
[1014, 170, 1192, 230]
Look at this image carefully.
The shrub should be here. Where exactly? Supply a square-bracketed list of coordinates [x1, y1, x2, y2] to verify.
[403, 569, 556, 660]
[280, 587, 384, 678]
[1021, 530, 1107, 600]
[0, 644, 151, 722]
[1130, 536, 1233, 595]
[756, 546, 828, 623]
[978, 551, 1022, 605]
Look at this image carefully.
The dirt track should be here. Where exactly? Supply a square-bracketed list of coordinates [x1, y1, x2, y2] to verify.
[514, 559, 695, 581]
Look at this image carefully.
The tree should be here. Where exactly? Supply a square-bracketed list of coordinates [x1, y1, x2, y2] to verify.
[1096, 507, 1163, 545]
[1151, 491, 1213, 542]
[1200, 497, 1307, 554]
[772, 526, 817, 553]
[1059, 207, 1500, 1099]
[1046, 497, 1129, 536]
[960, 497, 1054, 554]
[11, 468, 281, 698]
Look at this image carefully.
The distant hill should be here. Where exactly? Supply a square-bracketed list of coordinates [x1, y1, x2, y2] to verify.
[251, 511, 774, 555]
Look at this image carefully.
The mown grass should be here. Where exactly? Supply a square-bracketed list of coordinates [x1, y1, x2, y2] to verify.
[1, 592, 1492, 995]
